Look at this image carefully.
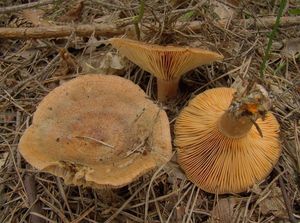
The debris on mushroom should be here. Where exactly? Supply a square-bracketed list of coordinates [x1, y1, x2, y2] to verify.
[19, 74, 172, 188]
[109, 38, 223, 102]
[175, 85, 281, 194]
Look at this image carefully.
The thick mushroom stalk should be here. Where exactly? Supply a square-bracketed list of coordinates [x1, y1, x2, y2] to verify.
[219, 84, 272, 138]
[175, 85, 281, 194]
[109, 38, 223, 102]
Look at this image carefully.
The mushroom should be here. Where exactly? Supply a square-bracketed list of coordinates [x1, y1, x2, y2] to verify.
[19, 74, 172, 188]
[109, 38, 223, 102]
[174, 86, 281, 194]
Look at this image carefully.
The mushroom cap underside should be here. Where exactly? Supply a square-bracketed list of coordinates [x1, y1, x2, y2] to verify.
[19, 74, 172, 188]
[109, 38, 223, 80]
[175, 87, 281, 194]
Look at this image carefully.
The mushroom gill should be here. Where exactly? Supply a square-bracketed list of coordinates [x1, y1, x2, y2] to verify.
[175, 87, 281, 194]
[109, 38, 223, 102]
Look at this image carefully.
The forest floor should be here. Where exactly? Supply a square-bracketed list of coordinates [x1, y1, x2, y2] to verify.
[0, 0, 300, 222]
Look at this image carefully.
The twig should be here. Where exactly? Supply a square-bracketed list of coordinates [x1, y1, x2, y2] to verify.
[1, 16, 299, 39]
[144, 164, 166, 222]
[56, 177, 74, 220]
[104, 171, 167, 223]
[75, 136, 114, 148]
[104, 183, 149, 223]
[24, 173, 45, 223]
[0, 135, 28, 201]
[70, 206, 95, 223]
[278, 171, 298, 223]
[0, 24, 125, 39]
[185, 187, 200, 223]
[0, 0, 55, 14]
[237, 16, 300, 29]
[91, 0, 139, 10]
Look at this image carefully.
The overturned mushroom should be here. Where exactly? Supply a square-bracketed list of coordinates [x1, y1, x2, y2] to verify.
[109, 38, 223, 102]
[175, 86, 281, 194]
[19, 74, 172, 188]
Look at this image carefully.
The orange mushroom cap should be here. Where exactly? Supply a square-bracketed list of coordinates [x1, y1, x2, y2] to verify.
[109, 38, 223, 81]
[19, 74, 172, 188]
[175, 87, 281, 194]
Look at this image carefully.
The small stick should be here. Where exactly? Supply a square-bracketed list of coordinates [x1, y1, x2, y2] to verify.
[24, 173, 45, 223]
[241, 15, 300, 29]
[0, 24, 125, 39]
[0, 16, 299, 39]
[75, 135, 114, 148]
[277, 171, 298, 223]
[0, 0, 55, 14]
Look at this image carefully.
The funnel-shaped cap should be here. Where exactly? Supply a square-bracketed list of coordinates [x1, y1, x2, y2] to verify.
[109, 38, 223, 81]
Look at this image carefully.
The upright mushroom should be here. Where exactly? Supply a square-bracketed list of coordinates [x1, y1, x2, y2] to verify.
[19, 74, 172, 188]
[109, 38, 223, 102]
[175, 85, 281, 194]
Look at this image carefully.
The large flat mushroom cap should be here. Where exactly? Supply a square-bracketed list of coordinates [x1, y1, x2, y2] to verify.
[19, 74, 172, 188]
[175, 88, 281, 194]
[109, 38, 223, 80]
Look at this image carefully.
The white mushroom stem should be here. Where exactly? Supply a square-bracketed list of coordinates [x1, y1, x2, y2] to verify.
[157, 78, 180, 102]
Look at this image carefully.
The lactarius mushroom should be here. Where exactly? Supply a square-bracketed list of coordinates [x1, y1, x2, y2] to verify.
[19, 74, 172, 188]
[175, 85, 281, 194]
[109, 38, 223, 102]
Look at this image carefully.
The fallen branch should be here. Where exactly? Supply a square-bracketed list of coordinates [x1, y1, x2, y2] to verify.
[0, 0, 55, 14]
[0, 16, 299, 39]
[0, 23, 125, 39]
[241, 16, 300, 29]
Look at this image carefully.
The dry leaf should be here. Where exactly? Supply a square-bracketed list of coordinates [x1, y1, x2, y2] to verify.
[259, 186, 288, 219]
[98, 52, 126, 75]
[58, 0, 84, 22]
[84, 36, 105, 54]
[212, 0, 239, 27]
[7, 14, 33, 28]
[94, 12, 121, 24]
[281, 38, 300, 58]
[211, 198, 240, 223]
[231, 75, 244, 89]
[22, 9, 51, 27]
[53, 48, 81, 76]
[164, 161, 186, 183]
